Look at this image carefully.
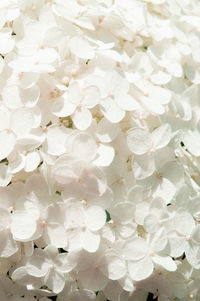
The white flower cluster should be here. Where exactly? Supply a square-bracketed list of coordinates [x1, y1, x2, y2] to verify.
[1, 0, 200, 300]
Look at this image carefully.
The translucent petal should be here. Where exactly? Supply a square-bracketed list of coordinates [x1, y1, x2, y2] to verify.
[0, 29, 14, 54]
[68, 36, 94, 59]
[0, 165, 12, 187]
[0, 105, 10, 131]
[82, 86, 100, 108]
[174, 209, 195, 236]
[100, 98, 125, 123]
[78, 268, 107, 291]
[93, 144, 114, 167]
[152, 254, 177, 271]
[2, 85, 22, 109]
[0, 130, 16, 160]
[116, 94, 139, 111]
[70, 132, 97, 162]
[52, 94, 76, 117]
[150, 227, 167, 252]
[80, 165, 107, 196]
[128, 256, 154, 281]
[132, 153, 155, 180]
[110, 202, 135, 224]
[150, 71, 171, 85]
[183, 130, 200, 156]
[27, 253, 49, 277]
[45, 124, 69, 156]
[127, 127, 152, 155]
[20, 85, 40, 107]
[73, 107, 92, 130]
[100, 255, 126, 280]
[191, 225, 200, 244]
[80, 230, 100, 253]
[10, 108, 34, 135]
[44, 269, 65, 294]
[151, 124, 171, 149]
[123, 237, 148, 260]
[43, 222, 68, 248]
[0, 230, 18, 257]
[96, 118, 119, 143]
[24, 151, 40, 172]
[85, 205, 106, 231]
[55, 253, 73, 273]
[11, 211, 37, 241]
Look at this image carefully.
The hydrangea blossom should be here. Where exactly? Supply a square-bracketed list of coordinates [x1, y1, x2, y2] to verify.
[1, 0, 200, 300]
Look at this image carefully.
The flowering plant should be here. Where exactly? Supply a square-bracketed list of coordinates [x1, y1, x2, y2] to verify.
[1, 0, 200, 300]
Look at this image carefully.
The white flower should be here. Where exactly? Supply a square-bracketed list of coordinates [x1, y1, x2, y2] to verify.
[26, 246, 73, 293]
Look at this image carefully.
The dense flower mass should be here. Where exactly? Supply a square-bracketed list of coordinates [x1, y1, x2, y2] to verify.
[1, 0, 200, 300]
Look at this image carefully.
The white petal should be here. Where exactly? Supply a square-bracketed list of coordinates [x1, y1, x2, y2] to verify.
[0, 105, 10, 131]
[191, 225, 200, 244]
[110, 202, 135, 224]
[123, 237, 148, 260]
[185, 242, 200, 269]
[11, 211, 37, 241]
[96, 118, 119, 143]
[45, 124, 69, 156]
[0, 230, 18, 257]
[52, 94, 76, 117]
[70, 289, 96, 301]
[85, 205, 106, 231]
[10, 108, 34, 135]
[166, 62, 182, 77]
[150, 228, 167, 252]
[132, 153, 155, 180]
[116, 94, 139, 111]
[174, 209, 195, 236]
[55, 253, 74, 273]
[27, 252, 49, 277]
[44, 269, 65, 294]
[100, 98, 125, 123]
[144, 214, 158, 233]
[100, 255, 126, 280]
[24, 151, 40, 172]
[80, 230, 100, 253]
[0, 29, 14, 54]
[151, 124, 171, 149]
[128, 256, 154, 281]
[152, 254, 177, 271]
[68, 37, 94, 59]
[70, 132, 97, 162]
[153, 178, 176, 204]
[2, 85, 22, 109]
[0, 165, 12, 187]
[93, 144, 114, 167]
[79, 268, 108, 291]
[20, 85, 40, 107]
[73, 107, 92, 130]
[150, 71, 171, 85]
[43, 223, 68, 248]
[127, 127, 152, 155]
[168, 233, 185, 257]
[183, 130, 200, 156]
[80, 165, 107, 196]
[82, 86, 100, 108]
